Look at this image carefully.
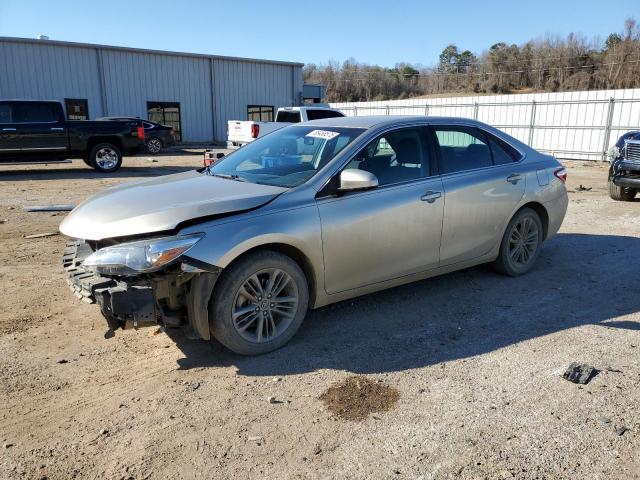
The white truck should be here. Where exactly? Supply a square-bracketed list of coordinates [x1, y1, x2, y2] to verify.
[226, 106, 345, 148]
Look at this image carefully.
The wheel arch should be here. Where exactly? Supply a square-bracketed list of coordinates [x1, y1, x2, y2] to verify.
[87, 136, 124, 153]
[516, 201, 549, 240]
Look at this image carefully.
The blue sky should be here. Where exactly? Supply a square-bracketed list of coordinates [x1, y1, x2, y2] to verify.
[0, 0, 636, 67]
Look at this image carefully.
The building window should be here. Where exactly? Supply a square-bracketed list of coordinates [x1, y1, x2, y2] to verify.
[65, 98, 89, 120]
[247, 105, 274, 122]
[147, 102, 182, 142]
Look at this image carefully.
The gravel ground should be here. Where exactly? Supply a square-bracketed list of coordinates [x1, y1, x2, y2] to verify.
[0, 154, 638, 480]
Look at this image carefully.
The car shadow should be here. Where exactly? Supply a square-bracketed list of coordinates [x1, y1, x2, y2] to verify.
[168, 233, 640, 375]
[0, 163, 197, 181]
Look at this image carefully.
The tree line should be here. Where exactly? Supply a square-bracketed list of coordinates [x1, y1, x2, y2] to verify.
[303, 19, 640, 102]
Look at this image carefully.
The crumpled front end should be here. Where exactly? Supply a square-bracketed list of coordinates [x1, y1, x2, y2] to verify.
[62, 239, 219, 339]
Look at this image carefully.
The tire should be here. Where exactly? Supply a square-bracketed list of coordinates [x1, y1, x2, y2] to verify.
[493, 207, 544, 277]
[88, 143, 122, 173]
[145, 137, 163, 154]
[608, 177, 636, 201]
[209, 251, 309, 355]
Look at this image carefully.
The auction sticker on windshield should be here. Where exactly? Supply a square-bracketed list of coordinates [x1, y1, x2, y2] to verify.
[306, 130, 340, 140]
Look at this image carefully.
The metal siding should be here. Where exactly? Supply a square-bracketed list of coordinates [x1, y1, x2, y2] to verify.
[100, 49, 213, 142]
[0, 40, 104, 117]
[211, 58, 301, 141]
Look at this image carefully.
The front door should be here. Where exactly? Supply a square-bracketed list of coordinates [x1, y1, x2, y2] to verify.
[431, 125, 526, 265]
[317, 126, 444, 294]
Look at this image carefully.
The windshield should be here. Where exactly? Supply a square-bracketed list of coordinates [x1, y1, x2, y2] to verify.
[208, 126, 365, 187]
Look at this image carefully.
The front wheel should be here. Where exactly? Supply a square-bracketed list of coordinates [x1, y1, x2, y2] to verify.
[608, 177, 637, 201]
[210, 251, 309, 355]
[88, 143, 122, 173]
[493, 208, 543, 277]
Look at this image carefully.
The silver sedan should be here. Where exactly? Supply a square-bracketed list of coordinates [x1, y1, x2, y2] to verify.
[60, 116, 568, 355]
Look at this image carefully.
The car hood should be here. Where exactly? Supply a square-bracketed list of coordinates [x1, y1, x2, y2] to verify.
[59, 170, 287, 240]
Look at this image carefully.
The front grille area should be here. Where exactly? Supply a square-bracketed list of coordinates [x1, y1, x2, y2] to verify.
[62, 240, 116, 303]
[625, 140, 640, 162]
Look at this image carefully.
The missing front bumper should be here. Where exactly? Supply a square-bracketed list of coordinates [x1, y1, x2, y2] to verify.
[63, 240, 159, 335]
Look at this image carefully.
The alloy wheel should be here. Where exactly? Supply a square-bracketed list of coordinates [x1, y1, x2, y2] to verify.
[507, 215, 540, 268]
[95, 147, 118, 170]
[146, 138, 162, 154]
[231, 268, 299, 343]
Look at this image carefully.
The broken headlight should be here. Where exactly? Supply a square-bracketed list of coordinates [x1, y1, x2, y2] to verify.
[82, 233, 204, 276]
[607, 145, 621, 162]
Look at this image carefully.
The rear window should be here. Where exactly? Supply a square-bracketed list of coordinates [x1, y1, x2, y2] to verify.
[305, 109, 345, 121]
[13, 103, 59, 123]
[276, 111, 302, 123]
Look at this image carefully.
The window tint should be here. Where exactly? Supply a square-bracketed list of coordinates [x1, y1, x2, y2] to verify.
[13, 103, 59, 123]
[488, 136, 519, 164]
[276, 111, 301, 123]
[0, 104, 11, 123]
[434, 127, 492, 173]
[347, 127, 429, 186]
[306, 109, 345, 121]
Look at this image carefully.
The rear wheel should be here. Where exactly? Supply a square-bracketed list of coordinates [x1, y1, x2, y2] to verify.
[145, 137, 163, 154]
[209, 251, 309, 355]
[493, 208, 543, 276]
[88, 143, 122, 173]
[608, 177, 636, 201]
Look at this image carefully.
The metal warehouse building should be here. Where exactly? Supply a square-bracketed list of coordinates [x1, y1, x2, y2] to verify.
[0, 37, 306, 143]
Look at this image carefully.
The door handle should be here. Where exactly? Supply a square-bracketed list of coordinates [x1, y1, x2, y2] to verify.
[50, 127, 64, 131]
[2, 128, 16, 131]
[420, 191, 442, 203]
[506, 173, 522, 184]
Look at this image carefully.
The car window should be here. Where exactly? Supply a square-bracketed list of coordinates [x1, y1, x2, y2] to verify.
[306, 109, 345, 121]
[434, 127, 492, 174]
[0, 104, 11, 123]
[488, 136, 520, 164]
[143, 121, 155, 129]
[13, 103, 59, 123]
[346, 127, 429, 186]
[275, 111, 302, 123]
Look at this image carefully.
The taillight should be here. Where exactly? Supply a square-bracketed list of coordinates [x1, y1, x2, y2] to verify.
[137, 126, 145, 140]
[554, 167, 567, 183]
[251, 124, 260, 139]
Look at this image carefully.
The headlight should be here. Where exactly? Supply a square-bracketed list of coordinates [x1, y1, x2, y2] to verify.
[83, 233, 203, 276]
[607, 145, 621, 162]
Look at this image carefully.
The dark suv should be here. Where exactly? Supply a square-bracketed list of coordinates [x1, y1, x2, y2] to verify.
[98, 117, 176, 154]
[0, 100, 145, 172]
[608, 131, 640, 201]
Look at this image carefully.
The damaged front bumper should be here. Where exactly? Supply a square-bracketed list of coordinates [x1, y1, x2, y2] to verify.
[611, 159, 640, 188]
[62, 240, 219, 339]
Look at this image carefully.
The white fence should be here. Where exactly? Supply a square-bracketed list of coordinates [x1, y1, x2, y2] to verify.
[330, 88, 640, 161]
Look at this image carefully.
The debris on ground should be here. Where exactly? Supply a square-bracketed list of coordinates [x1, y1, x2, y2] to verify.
[24, 232, 60, 239]
[0, 219, 7, 224]
[576, 184, 592, 191]
[562, 362, 599, 384]
[55, 358, 68, 364]
[187, 382, 200, 391]
[267, 396, 278, 404]
[319, 376, 400, 421]
[24, 204, 75, 212]
[615, 426, 628, 436]
[99, 428, 109, 435]
[3, 442, 14, 449]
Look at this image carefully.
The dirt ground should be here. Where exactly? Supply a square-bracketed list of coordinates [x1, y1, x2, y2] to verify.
[0, 153, 638, 480]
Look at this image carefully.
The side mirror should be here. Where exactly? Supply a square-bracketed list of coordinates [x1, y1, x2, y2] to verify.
[216, 152, 225, 159]
[338, 169, 379, 192]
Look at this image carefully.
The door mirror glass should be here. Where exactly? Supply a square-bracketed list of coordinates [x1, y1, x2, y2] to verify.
[339, 169, 379, 192]
[216, 152, 225, 159]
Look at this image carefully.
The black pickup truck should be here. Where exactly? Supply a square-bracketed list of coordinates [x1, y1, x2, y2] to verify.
[0, 100, 145, 172]
[608, 131, 640, 201]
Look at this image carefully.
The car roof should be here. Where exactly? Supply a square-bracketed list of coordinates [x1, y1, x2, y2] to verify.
[302, 115, 489, 129]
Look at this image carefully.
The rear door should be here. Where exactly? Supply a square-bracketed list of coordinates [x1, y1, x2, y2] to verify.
[0, 102, 19, 154]
[431, 125, 526, 266]
[13, 102, 68, 153]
